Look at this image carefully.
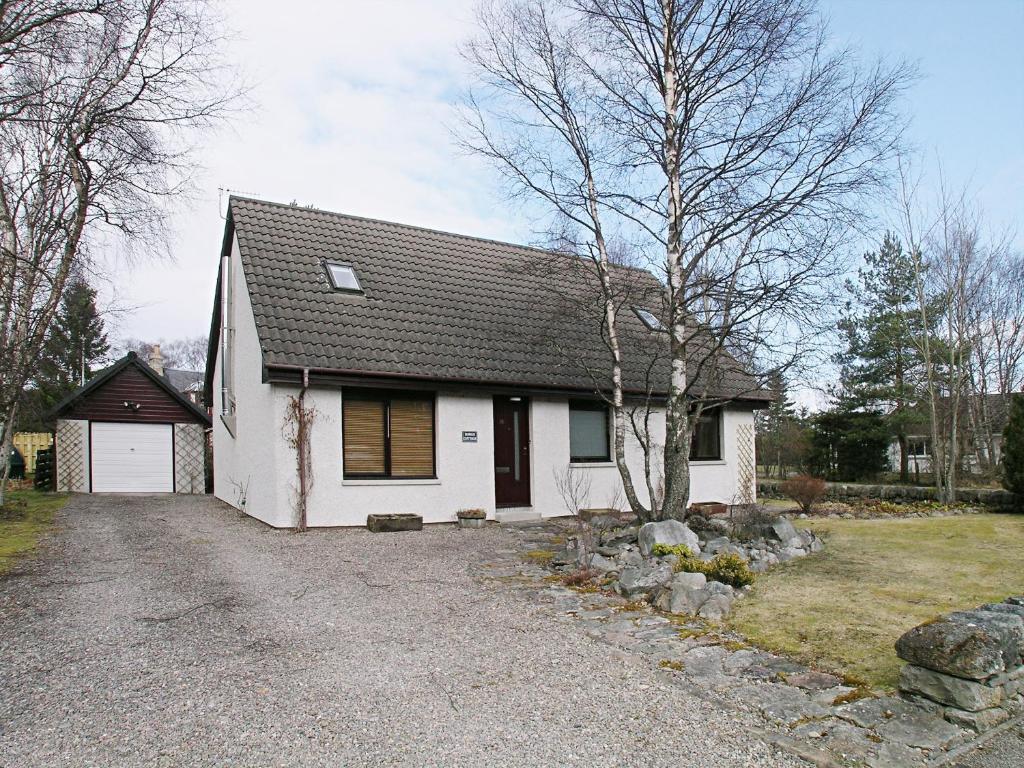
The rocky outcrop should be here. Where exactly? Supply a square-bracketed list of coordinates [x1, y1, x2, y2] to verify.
[637, 520, 700, 557]
[896, 597, 1024, 732]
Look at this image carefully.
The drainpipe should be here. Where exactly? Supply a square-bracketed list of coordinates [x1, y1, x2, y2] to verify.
[220, 255, 231, 415]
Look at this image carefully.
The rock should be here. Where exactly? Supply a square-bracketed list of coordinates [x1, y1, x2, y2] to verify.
[602, 526, 639, 548]
[786, 671, 843, 691]
[697, 593, 733, 621]
[616, 563, 673, 598]
[669, 585, 710, 615]
[551, 548, 578, 567]
[737, 682, 829, 726]
[867, 742, 927, 767]
[619, 550, 643, 568]
[895, 612, 1020, 679]
[769, 517, 800, 544]
[943, 705, 1010, 733]
[588, 553, 618, 572]
[366, 513, 423, 532]
[672, 571, 707, 590]
[875, 711, 965, 751]
[898, 664, 1004, 711]
[819, 722, 878, 762]
[681, 645, 728, 679]
[704, 536, 732, 555]
[809, 537, 825, 553]
[835, 696, 930, 729]
[637, 520, 700, 558]
[979, 602, 1024, 620]
[1006, 595, 1024, 606]
[704, 580, 734, 597]
[779, 546, 806, 561]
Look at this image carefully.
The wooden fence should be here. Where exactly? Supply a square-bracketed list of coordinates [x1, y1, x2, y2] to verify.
[13, 432, 53, 474]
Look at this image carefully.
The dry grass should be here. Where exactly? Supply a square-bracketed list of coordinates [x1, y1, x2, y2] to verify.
[0, 490, 68, 576]
[728, 513, 1024, 690]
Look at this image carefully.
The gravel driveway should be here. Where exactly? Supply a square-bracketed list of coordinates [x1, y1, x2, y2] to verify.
[0, 495, 812, 767]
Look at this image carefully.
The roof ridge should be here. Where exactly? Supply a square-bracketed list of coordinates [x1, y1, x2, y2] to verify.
[228, 195, 655, 276]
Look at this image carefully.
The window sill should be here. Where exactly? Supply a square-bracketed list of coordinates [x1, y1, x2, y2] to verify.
[690, 459, 726, 466]
[569, 461, 616, 468]
[343, 478, 441, 486]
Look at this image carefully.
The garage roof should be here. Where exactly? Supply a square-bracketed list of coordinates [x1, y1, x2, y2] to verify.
[49, 353, 211, 426]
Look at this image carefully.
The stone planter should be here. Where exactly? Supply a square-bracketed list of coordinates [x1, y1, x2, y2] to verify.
[457, 509, 486, 529]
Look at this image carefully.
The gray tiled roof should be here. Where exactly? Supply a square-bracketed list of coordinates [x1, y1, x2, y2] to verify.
[164, 368, 202, 393]
[227, 197, 768, 401]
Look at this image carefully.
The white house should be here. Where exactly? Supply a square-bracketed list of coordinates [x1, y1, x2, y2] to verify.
[204, 197, 771, 528]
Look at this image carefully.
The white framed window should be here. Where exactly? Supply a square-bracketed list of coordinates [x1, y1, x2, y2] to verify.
[326, 262, 363, 292]
[634, 306, 666, 332]
[569, 401, 611, 463]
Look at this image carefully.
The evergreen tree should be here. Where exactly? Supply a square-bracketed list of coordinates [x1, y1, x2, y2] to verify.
[20, 274, 109, 428]
[756, 372, 809, 478]
[1003, 394, 1024, 507]
[807, 396, 890, 482]
[837, 232, 934, 481]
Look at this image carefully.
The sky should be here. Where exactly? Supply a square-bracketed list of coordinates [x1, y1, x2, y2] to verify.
[99, 0, 1024, 358]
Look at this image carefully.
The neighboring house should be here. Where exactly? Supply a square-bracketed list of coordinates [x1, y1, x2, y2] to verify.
[204, 197, 771, 528]
[48, 352, 210, 493]
[887, 393, 1019, 476]
[146, 344, 205, 407]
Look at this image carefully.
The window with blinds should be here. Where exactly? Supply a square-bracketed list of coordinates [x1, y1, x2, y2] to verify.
[569, 401, 611, 462]
[342, 393, 435, 478]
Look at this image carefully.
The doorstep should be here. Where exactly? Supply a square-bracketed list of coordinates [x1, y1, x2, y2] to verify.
[495, 507, 542, 524]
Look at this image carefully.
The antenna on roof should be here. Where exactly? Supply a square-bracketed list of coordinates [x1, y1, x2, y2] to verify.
[218, 187, 261, 219]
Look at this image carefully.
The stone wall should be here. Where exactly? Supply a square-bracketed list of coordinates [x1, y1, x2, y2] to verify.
[895, 597, 1024, 732]
[758, 479, 1016, 508]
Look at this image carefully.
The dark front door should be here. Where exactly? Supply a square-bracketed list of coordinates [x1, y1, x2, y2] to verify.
[493, 397, 531, 507]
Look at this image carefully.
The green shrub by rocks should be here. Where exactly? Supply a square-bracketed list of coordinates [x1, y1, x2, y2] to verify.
[702, 553, 756, 588]
[652, 543, 755, 588]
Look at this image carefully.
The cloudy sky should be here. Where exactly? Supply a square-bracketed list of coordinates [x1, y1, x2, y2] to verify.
[102, 0, 1024, 354]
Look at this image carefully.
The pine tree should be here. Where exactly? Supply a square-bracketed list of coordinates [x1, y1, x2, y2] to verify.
[23, 274, 110, 426]
[1003, 394, 1024, 506]
[837, 232, 935, 481]
[756, 372, 808, 478]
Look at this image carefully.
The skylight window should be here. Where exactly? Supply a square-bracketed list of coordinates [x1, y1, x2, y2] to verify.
[326, 262, 363, 293]
[634, 307, 667, 332]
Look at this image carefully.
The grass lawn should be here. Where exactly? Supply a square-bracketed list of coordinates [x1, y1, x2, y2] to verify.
[0, 490, 68, 577]
[728, 513, 1024, 691]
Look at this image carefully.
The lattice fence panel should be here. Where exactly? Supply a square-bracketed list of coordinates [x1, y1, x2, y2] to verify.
[55, 419, 86, 492]
[174, 423, 205, 494]
[735, 422, 756, 505]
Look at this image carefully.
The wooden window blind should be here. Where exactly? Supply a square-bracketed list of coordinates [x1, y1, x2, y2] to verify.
[343, 393, 435, 478]
[389, 399, 434, 477]
[343, 399, 386, 474]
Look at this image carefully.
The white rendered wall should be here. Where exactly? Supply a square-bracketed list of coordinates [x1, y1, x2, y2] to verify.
[211, 234, 289, 527]
[252, 387, 757, 527]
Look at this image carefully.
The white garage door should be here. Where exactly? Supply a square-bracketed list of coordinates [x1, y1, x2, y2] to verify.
[91, 422, 174, 493]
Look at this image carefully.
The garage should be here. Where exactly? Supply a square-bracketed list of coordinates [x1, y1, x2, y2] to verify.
[91, 423, 174, 493]
[48, 352, 210, 494]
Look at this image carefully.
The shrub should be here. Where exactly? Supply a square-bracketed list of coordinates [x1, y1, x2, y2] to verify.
[701, 553, 756, 588]
[654, 543, 756, 588]
[561, 568, 599, 587]
[780, 474, 827, 514]
[651, 543, 695, 558]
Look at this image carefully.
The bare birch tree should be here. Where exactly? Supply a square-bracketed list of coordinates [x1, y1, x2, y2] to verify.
[0, 0, 241, 504]
[465, 0, 910, 520]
